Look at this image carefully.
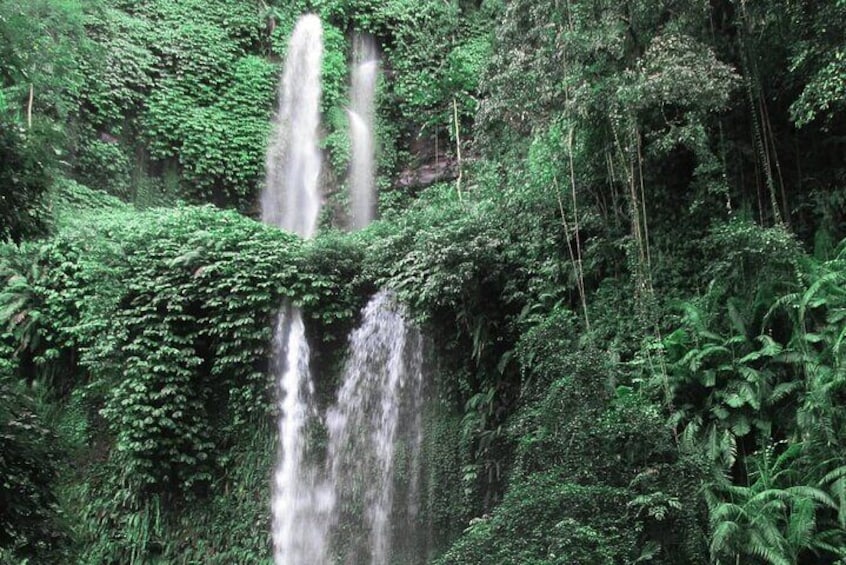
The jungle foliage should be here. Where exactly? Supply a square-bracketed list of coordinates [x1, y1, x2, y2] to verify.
[1, 0, 846, 563]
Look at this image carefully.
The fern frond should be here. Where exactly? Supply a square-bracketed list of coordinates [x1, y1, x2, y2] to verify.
[819, 464, 846, 486]
[710, 502, 746, 525]
[832, 322, 846, 354]
[772, 442, 803, 473]
[748, 530, 791, 565]
[739, 335, 784, 364]
[709, 519, 740, 557]
[786, 496, 815, 550]
[748, 492, 789, 516]
[809, 529, 846, 557]
[764, 291, 801, 329]
[768, 381, 801, 405]
[784, 486, 837, 509]
[690, 345, 732, 372]
[800, 271, 844, 323]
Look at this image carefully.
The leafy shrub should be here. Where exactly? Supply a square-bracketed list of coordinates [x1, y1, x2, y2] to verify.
[51, 177, 127, 219]
[504, 349, 710, 563]
[0, 0, 90, 120]
[701, 219, 804, 318]
[786, 2, 846, 128]
[435, 471, 640, 565]
[1, 204, 368, 497]
[79, 5, 157, 127]
[143, 54, 276, 208]
[74, 138, 132, 199]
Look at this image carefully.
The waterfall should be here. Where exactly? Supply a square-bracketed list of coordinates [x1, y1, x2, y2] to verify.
[348, 33, 378, 229]
[325, 33, 427, 563]
[262, 16, 425, 564]
[326, 290, 425, 564]
[269, 307, 333, 563]
[262, 14, 323, 238]
[261, 15, 331, 564]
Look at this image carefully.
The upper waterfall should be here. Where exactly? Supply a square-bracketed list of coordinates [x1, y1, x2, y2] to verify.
[262, 14, 324, 237]
[348, 33, 378, 229]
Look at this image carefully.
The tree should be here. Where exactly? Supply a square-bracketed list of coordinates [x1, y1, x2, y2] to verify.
[0, 0, 90, 121]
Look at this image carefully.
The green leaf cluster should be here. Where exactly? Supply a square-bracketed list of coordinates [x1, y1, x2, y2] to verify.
[0, 115, 52, 243]
[0, 203, 366, 498]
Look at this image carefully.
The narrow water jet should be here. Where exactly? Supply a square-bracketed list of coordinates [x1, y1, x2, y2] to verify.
[269, 307, 332, 563]
[261, 14, 329, 565]
[326, 290, 425, 565]
[348, 33, 378, 229]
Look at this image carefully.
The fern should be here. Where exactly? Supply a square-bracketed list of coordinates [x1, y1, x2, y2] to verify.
[785, 497, 815, 550]
[819, 463, 846, 528]
[708, 442, 845, 565]
[747, 530, 790, 565]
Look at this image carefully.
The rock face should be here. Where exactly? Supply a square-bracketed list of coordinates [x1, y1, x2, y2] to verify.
[396, 156, 459, 189]
[396, 130, 459, 189]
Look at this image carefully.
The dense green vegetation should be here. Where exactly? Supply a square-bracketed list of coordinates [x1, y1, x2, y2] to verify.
[2, 0, 845, 563]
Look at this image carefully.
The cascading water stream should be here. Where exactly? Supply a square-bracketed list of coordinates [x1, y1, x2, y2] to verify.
[262, 16, 426, 564]
[262, 15, 324, 239]
[261, 14, 331, 565]
[326, 291, 425, 565]
[348, 33, 378, 229]
[320, 31, 428, 564]
[269, 307, 332, 563]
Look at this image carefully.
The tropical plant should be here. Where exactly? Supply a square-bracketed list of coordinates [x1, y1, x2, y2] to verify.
[664, 302, 800, 471]
[707, 443, 845, 565]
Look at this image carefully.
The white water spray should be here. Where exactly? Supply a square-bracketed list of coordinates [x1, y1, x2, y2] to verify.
[263, 14, 323, 238]
[348, 33, 378, 229]
[326, 290, 425, 565]
[262, 17, 427, 564]
[269, 308, 333, 563]
[261, 15, 330, 564]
